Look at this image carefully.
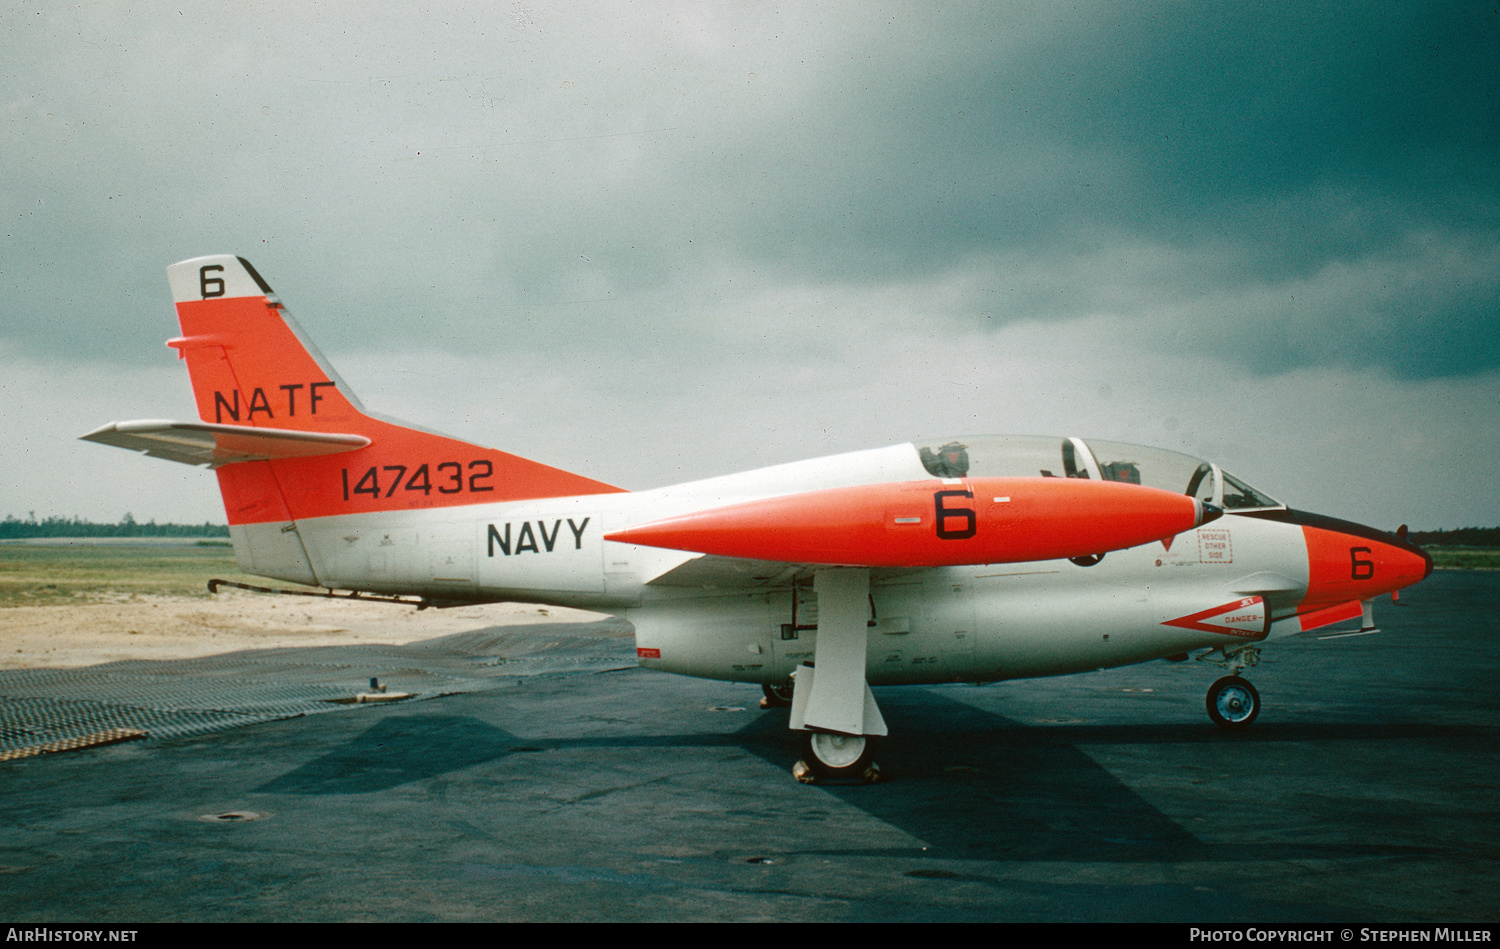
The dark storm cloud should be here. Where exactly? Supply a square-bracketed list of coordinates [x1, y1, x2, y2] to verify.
[2, 1, 1496, 382]
[682, 3, 1500, 379]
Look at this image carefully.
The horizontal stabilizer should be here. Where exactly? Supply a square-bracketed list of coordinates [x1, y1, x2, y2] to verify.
[81, 420, 370, 468]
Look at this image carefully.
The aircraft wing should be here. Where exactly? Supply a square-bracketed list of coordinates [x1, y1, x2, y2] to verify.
[644, 554, 804, 588]
[81, 420, 370, 467]
[644, 553, 924, 588]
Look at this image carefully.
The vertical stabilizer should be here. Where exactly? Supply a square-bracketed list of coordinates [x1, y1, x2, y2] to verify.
[163, 256, 623, 552]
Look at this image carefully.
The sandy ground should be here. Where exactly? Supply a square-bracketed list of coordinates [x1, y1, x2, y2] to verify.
[0, 591, 618, 670]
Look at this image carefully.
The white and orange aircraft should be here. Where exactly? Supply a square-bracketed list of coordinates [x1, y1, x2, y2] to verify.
[85, 255, 1433, 780]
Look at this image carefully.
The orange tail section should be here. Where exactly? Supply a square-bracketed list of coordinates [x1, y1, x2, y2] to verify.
[166, 255, 622, 528]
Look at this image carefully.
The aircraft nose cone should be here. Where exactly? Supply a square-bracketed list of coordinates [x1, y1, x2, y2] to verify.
[1289, 509, 1434, 610]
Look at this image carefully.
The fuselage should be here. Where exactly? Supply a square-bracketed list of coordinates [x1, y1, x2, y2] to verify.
[240, 438, 1431, 689]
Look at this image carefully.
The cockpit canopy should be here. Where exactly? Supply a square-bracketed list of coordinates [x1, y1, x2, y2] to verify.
[916, 435, 1283, 512]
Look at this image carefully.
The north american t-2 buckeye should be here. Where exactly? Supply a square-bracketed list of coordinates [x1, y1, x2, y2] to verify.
[85, 256, 1433, 780]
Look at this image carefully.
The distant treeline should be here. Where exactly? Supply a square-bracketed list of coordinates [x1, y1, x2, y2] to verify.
[0, 514, 229, 539]
[2, 512, 1494, 547]
[1408, 527, 1500, 548]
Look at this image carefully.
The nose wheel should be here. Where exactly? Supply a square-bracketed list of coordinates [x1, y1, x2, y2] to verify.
[1206, 675, 1260, 728]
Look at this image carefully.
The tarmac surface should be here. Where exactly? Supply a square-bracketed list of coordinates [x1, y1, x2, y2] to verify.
[0, 570, 1495, 923]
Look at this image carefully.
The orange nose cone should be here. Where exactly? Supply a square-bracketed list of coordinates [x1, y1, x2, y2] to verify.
[1301, 523, 1433, 612]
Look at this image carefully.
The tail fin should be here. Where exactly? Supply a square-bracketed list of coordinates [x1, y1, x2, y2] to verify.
[164, 255, 622, 529]
[167, 255, 369, 430]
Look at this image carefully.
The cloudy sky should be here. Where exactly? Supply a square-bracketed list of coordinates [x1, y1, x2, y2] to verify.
[3, 1, 1497, 530]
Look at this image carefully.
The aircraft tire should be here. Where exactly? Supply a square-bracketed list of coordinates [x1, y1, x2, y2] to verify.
[1206, 675, 1260, 729]
[801, 730, 878, 780]
[761, 682, 794, 709]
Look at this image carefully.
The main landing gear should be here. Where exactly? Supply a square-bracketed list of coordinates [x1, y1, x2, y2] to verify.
[786, 568, 887, 784]
[1205, 675, 1260, 728]
[760, 682, 793, 709]
[796, 731, 880, 782]
[764, 679, 882, 782]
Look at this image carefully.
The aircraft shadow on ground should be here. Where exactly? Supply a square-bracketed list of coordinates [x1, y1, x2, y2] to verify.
[726, 693, 1210, 863]
[257, 715, 540, 795]
[254, 685, 1481, 864]
[730, 689, 1472, 863]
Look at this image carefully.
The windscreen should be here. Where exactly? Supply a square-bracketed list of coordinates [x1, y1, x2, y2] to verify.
[914, 435, 1282, 510]
[1220, 470, 1281, 510]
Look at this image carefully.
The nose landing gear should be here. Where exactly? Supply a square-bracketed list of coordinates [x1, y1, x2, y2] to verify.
[1206, 675, 1260, 728]
[1197, 645, 1261, 729]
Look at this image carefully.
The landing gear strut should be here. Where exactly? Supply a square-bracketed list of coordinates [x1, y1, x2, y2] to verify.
[787, 568, 887, 783]
[1205, 675, 1260, 728]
